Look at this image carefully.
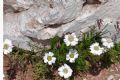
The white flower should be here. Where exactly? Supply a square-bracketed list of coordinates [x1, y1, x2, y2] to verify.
[58, 64, 73, 79]
[3, 39, 13, 54]
[66, 49, 79, 63]
[64, 33, 78, 46]
[101, 38, 114, 49]
[3, 73, 4, 78]
[43, 52, 56, 65]
[102, 18, 112, 26]
[90, 42, 104, 55]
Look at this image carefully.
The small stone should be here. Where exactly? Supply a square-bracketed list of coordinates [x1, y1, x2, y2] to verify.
[107, 75, 115, 80]
[83, 78, 87, 80]
[99, 0, 108, 3]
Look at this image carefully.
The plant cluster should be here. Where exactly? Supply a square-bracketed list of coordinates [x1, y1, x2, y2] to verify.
[3, 26, 120, 80]
[3, 42, 45, 79]
[41, 27, 120, 79]
[33, 62, 49, 80]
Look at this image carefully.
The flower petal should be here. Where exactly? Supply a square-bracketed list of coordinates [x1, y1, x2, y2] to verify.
[48, 52, 54, 56]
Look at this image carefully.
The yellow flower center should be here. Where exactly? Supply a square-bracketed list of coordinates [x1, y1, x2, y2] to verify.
[70, 53, 74, 58]
[63, 68, 68, 74]
[94, 46, 99, 51]
[68, 35, 74, 42]
[47, 56, 52, 61]
[4, 44, 9, 49]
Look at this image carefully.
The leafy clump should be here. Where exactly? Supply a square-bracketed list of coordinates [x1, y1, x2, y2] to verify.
[43, 26, 120, 79]
[9, 47, 42, 70]
[33, 63, 49, 80]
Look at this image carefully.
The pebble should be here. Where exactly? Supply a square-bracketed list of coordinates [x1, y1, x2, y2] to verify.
[107, 75, 115, 80]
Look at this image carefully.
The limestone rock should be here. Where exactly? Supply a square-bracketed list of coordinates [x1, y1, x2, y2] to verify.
[4, 0, 120, 50]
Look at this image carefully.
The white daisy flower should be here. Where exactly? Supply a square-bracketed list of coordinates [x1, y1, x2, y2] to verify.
[90, 42, 104, 55]
[58, 64, 73, 79]
[66, 49, 79, 63]
[3, 39, 13, 54]
[102, 18, 112, 26]
[64, 33, 78, 46]
[43, 52, 56, 65]
[101, 38, 114, 49]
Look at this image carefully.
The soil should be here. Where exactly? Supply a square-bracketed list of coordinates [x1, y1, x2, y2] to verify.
[85, 62, 120, 80]
[3, 55, 120, 80]
[3, 55, 33, 80]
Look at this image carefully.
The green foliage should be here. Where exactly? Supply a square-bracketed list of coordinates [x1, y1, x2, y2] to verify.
[49, 36, 70, 66]
[74, 56, 90, 71]
[9, 47, 43, 71]
[114, 42, 120, 53]
[101, 47, 120, 68]
[33, 63, 49, 80]
[46, 27, 120, 73]
[99, 42, 120, 68]
[114, 42, 120, 60]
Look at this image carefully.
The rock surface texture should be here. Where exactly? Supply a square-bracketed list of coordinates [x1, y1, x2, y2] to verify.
[4, 0, 120, 50]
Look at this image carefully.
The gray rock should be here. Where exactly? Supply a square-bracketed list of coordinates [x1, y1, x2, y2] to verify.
[4, 0, 120, 50]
